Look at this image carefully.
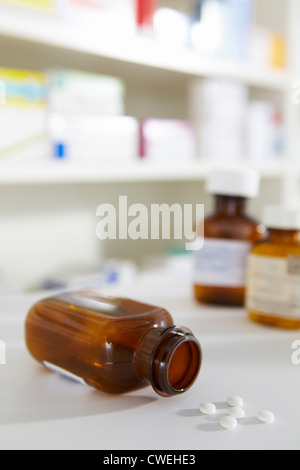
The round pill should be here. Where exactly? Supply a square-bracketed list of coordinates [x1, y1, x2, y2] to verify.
[228, 407, 245, 420]
[219, 416, 238, 431]
[227, 396, 243, 408]
[199, 402, 216, 415]
[257, 411, 275, 424]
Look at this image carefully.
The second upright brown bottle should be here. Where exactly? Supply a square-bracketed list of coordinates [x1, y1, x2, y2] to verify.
[194, 169, 266, 306]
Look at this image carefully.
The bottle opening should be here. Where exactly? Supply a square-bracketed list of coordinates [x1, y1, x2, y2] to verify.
[150, 327, 202, 397]
[168, 341, 200, 391]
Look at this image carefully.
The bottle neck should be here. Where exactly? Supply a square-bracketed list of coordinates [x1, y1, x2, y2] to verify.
[214, 195, 247, 217]
[135, 326, 201, 397]
[269, 228, 300, 245]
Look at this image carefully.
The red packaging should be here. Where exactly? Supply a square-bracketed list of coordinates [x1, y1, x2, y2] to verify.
[136, 0, 157, 30]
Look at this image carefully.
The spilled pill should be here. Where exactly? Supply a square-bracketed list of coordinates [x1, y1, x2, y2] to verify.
[228, 407, 245, 420]
[199, 402, 216, 415]
[257, 410, 274, 424]
[227, 396, 243, 408]
[220, 416, 238, 430]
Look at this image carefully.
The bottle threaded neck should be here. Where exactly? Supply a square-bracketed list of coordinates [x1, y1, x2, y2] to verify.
[135, 326, 202, 397]
[215, 195, 247, 217]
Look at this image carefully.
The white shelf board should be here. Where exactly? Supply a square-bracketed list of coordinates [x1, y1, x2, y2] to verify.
[0, 7, 289, 90]
[0, 160, 287, 186]
[0, 162, 208, 185]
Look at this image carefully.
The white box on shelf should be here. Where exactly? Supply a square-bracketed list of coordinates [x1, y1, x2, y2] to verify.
[58, 0, 135, 36]
[189, 78, 248, 162]
[198, 123, 244, 162]
[140, 119, 197, 163]
[49, 114, 139, 164]
[47, 68, 125, 116]
[0, 68, 48, 166]
[154, 8, 191, 48]
[189, 78, 248, 121]
[246, 101, 285, 163]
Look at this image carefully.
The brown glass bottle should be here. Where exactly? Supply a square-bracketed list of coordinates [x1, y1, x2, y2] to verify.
[247, 206, 300, 330]
[25, 290, 202, 397]
[194, 169, 266, 306]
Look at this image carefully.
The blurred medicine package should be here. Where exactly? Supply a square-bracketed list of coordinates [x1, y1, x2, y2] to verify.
[0, 0, 55, 14]
[189, 78, 248, 162]
[39, 259, 138, 291]
[190, 0, 253, 62]
[0, 68, 48, 165]
[153, 8, 191, 47]
[139, 119, 197, 164]
[49, 114, 140, 163]
[188, 78, 284, 163]
[57, 0, 135, 35]
[189, 78, 249, 122]
[246, 101, 285, 162]
[46, 68, 135, 163]
[46, 68, 125, 116]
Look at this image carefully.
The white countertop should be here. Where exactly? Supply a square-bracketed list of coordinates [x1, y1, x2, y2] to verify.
[0, 277, 299, 450]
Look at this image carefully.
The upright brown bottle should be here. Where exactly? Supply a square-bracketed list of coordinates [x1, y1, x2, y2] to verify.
[194, 169, 266, 306]
[247, 206, 300, 330]
[25, 290, 202, 397]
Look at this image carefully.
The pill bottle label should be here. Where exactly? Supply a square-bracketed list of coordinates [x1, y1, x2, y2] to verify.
[194, 238, 251, 287]
[247, 254, 300, 318]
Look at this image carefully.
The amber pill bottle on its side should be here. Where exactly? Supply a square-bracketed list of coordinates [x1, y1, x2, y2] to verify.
[194, 169, 266, 306]
[25, 290, 202, 397]
[247, 206, 300, 330]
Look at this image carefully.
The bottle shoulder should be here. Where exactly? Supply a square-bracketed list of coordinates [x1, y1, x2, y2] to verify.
[199, 214, 265, 242]
[250, 240, 300, 257]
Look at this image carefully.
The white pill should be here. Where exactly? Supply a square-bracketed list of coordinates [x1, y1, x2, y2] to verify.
[199, 402, 216, 415]
[220, 416, 238, 431]
[257, 410, 275, 424]
[227, 396, 243, 408]
[228, 407, 245, 420]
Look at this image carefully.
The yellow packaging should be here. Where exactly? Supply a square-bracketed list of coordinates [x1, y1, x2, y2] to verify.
[0, 0, 55, 13]
[0, 68, 46, 107]
[0, 68, 47, 163]
[271, 34, 286, 69]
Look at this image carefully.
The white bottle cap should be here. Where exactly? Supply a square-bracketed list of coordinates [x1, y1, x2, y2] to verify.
[206, 168, 260, 198]
[263, 205, 300, 230]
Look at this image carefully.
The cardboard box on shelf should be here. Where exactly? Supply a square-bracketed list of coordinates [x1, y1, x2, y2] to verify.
[190, 0, 254, 62]
[0, 68, 48, 165]
[47, 68, 125, 116]
[246, 101, 285, 162]
[49, 114, 139, 163]
[58, 0, 135, 35]
[46, 68, 133, 163]
[189, 79, 248, 163]
[0, 0, 56, 14]
[140, 119, 197, 164]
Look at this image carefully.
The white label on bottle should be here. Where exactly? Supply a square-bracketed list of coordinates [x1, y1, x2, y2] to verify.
[247, 254, 300, 318]
[194, 238, 251, 287]
[43, 361, 86, 385]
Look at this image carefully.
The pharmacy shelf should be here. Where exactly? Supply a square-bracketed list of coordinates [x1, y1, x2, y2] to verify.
[0, 162, 208, 186]
[0, 160, 288, 186]
[0, 7, 289, 91]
